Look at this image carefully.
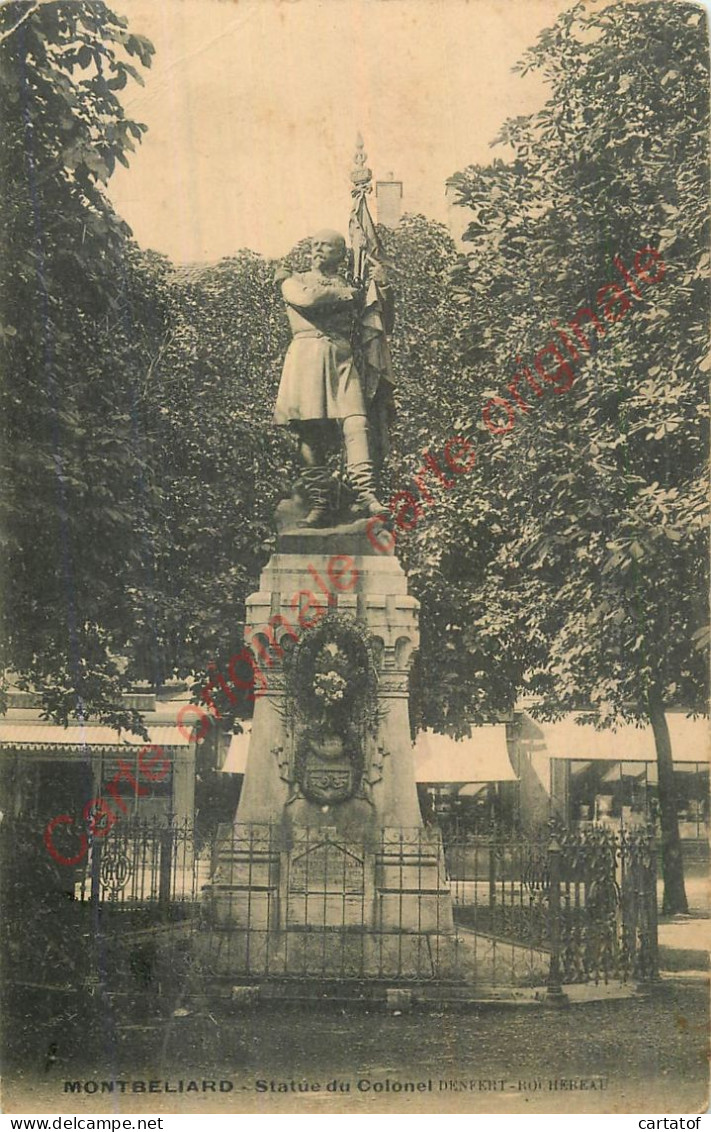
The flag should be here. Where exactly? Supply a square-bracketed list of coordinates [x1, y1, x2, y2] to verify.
[349, 141, 396, 468]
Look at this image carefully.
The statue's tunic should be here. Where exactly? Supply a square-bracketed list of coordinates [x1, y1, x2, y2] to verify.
[274, 271, 367, 425]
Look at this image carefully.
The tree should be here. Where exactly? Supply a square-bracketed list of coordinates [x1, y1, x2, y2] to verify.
[0, 2, 164, 732]
[129, 252, 295, 710]
[447, 0, 709, 911]
[374, 214, 535, 736]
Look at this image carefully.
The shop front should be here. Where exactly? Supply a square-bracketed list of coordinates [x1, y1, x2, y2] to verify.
[514, 712, 709, 853]
[412, 724, 519, 831]
[0, 696, 196, 829]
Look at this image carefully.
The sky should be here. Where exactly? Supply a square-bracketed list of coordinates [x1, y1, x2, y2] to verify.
[107, 0, 580, 263]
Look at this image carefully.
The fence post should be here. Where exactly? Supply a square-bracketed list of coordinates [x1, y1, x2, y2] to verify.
[545, 834, 568, 1006]
[84, 835, 103, 1013]
[90, 835, 102, 909]
[488, 840, 497, 909]
[647, 826, 659, 978]
[637, 821, 660, 990]
[159, 825, 173, 912]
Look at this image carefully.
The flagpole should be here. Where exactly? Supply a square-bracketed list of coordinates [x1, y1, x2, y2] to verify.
[347, 135, 394, 478]
[349, 133, 383, 284]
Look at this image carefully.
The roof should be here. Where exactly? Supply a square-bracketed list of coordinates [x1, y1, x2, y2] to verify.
[533, 714, 708, 764]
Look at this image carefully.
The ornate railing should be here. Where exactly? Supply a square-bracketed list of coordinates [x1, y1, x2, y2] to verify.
[0, 817, 658, 994]
[442, 821, 658, 988]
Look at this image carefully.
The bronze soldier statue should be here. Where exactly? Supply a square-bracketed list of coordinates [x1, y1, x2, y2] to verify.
[273, 229, 393, 527]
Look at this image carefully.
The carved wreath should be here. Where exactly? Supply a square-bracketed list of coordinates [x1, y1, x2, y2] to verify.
[282, 612, 380, 733]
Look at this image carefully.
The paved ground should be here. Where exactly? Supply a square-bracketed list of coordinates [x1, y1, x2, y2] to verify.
[2, 977, 708, 1115]
[657, 870, 710, 974]
[659, 919, 710, 970]
[659, 874, 710, 916]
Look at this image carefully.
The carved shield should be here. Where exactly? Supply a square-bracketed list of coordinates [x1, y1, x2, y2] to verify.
[295, 730, 360, 805]
[301, 761, 357, 805]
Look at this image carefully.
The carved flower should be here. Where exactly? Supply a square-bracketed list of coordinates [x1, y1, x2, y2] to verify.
[313, 670, 348, 706]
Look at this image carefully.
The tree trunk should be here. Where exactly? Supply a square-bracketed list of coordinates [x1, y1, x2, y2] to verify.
[648, 691, 688, 915]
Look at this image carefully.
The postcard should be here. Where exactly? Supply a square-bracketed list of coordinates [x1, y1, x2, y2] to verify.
[1, 0, 708, 1117]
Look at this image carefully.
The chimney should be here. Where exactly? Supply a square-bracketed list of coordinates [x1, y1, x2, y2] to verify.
[445, 177, 469, 246]
[375, 174, 403, 228]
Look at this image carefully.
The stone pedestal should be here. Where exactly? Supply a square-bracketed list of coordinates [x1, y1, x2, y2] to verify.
[205, 523, 456, 983]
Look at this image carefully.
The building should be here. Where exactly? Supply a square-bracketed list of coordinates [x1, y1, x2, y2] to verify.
[513, 711, 709, 848]
[0, 687, 197, 830]
[412, 711, 708, 855]
[138, 703, 709, 857]
[412, 724, 517, 828]
[221, 711, 706, 852]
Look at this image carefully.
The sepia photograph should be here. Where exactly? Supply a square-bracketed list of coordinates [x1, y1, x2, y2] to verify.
[0, 0, 709, 1118]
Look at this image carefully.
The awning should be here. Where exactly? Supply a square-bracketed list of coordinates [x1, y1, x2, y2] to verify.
[0, 723, 191, 750]
[221, 725, 251, 774]
[413, 726, 516, 784]
[222, 724, 517, 784]
[536, 714, 708, 765]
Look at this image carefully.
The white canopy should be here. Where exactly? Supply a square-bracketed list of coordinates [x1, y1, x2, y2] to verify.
[0, 722, 191, 750]
[535, 714, 708, 765]
[222, 723, 517, 785]
[222, 725, 251, 773]
[412, 725, 516, 784]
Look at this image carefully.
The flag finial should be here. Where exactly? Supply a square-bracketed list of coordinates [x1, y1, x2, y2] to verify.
[351, 133, 372, 196]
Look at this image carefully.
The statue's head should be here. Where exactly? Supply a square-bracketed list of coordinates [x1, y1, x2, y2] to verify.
[311, 229, 346, 274]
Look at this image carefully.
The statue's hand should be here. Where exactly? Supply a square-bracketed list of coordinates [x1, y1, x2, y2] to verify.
[369, 262, 388, 285]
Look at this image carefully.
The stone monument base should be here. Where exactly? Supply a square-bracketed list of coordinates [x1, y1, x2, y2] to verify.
[199, 529, 459, 992]
[202, 823, 457, 982]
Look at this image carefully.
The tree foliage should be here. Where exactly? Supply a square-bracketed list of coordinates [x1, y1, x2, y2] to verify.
[442, 0, 709, 910]
[129, 254, 295, 703]
[447, 0, 709, 718]
[0, 1, 163, 731]
[375, 215, 530, 735]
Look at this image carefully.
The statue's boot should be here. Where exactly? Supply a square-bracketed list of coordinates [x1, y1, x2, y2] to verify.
[343, 415, 387, 518]
[298, 465, 332, 527]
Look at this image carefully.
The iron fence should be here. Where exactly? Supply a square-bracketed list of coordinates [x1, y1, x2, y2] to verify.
[0, 817, 658, 996]
[443, 823, 659, 986]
